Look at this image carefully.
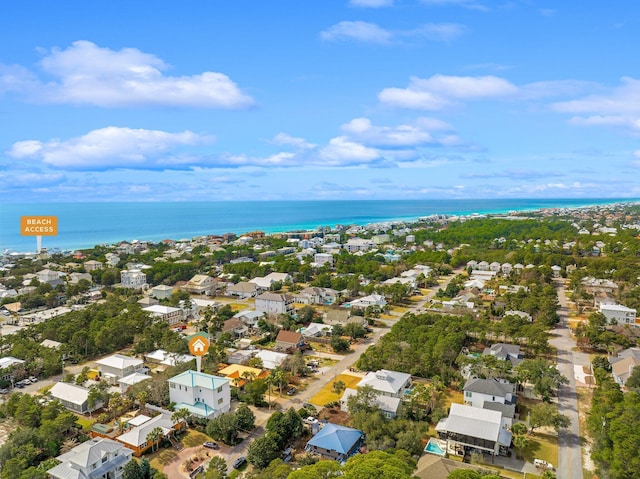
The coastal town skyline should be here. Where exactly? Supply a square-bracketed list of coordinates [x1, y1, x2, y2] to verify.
[2, 1, 640, 202]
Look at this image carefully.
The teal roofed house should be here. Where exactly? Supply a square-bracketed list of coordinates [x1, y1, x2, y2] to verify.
[305, 423, 364, 462]
[168, 370, 230, 419]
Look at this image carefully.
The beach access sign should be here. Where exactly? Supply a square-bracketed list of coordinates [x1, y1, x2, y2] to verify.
[21, 216, 58, 236]
[188, 334, 210, 357]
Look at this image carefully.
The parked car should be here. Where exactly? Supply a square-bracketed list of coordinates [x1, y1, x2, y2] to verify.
[22, 379, 31, 385]
[303, 416, 318, 425]
[28, 376, 38, 383]
[0, 388, 8, 394]
[286, 387, 297, 396]
[15, 382, 24, 388]
[232, 457, 247, 469]
[203, 441, 219, 450]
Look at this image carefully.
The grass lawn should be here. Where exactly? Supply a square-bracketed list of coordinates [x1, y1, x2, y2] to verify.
[309, 373, 362, 406]
[516, 432, 558, 466]
[444, 388, 464, 408]
[74, 415, 95, 432]
[148, 429, 210, 471]
[389, 305, 410, 314]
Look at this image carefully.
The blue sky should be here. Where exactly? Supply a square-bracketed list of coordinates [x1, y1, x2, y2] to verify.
[1, 0, 639, 202]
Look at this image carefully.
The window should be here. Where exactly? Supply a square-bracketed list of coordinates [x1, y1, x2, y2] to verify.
[464, 391, 471, 397]
[170, 383, 176, 389]
[217, 386, 222, 393]
[102, 456, 107, 463]
[218, 398, 223, 405]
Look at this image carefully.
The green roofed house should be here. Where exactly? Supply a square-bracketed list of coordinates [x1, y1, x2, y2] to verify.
[168, 370, 230, 419]
[305, 423, 364, 462]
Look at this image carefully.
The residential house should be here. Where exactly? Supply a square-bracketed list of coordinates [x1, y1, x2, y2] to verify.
[221, 318, 249, 337]
[313, 253, 334, 266]
[463, 378, 517, 428]
[349, 294, 386, 310]
[168, 370, 231, 419]
[105, 253, 120, 267]
[145, 349, 195, 368]
[249, 272, 292, 291]
[142, 304, 183, 326]
[302, 323, 333, 338]
[95, 354, 146, 385]
[581, 277, 618, 295]
[275, 330, 307, 353]
[435, 403, 512, 457]
[0, 356, 25, 382]
[609, 347, 640, 386]
[323, 309, 362, 327]
[137, 296, 159, 307]
[233, 309, 264, 329]
[340, 388, 401, 418]
[254, 350, 288, 370]
[227, 281, 259, 299]
[305, 423, 364, 462]
[115, 412, 176, 456]
[49, 382, 104, 415]
[118, 373, 151, 394]
[47, 437, 132, 479]
[344, 238, 375, 253]
[151, 284, 174, 300]
[357, 369, 412, 398]
[294, 287, 339, 305]
[217, 364, 268, 389]
[482, 343, 524, 367]
[120, 270, 147, 290]
[36, 269, 62, 285]
[255, 292, 294, 316]
[600, 303, 638, 328]
[83, 260, 104, 272]
[68, 272, 92, 285]
[182, 274, 217, 295]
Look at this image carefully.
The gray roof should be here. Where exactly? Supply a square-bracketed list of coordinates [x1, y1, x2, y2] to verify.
[483, 401, 516, 419]
[463, 378, 514, 398]
[437, 403, 502, 443]
[49, 438, 131, 479]
[357, 369, 411, 395]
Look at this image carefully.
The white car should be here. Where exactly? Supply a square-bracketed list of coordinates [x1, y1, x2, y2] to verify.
[534, 459, 553, 470]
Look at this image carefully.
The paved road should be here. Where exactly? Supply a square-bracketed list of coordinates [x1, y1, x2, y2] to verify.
[549, 278, 584, 479]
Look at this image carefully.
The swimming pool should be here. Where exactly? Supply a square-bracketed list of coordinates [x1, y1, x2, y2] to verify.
[424, 438, 446, 456]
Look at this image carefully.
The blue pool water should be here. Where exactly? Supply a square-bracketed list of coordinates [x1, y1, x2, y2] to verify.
[425, 439, 446, 456]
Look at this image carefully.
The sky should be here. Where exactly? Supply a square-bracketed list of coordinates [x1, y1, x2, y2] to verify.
[1, 0, 640, 202]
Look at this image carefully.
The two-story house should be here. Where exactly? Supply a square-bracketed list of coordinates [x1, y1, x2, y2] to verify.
[142, 304, 183, 326]
[47, 437, 132, 479]
[357, 369, 412, 398]
[95, 354, 146, 385]
[275, 330, 307, 353]
[120, 270, 147, 290]
[182, 274, 217, 295]
[168, 370, 231, 419]
[255, 292, 294, 316]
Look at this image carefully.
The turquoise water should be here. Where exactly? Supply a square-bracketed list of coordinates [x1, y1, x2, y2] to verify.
[425, 439, 446, 456]
[0, 198, 631, 252]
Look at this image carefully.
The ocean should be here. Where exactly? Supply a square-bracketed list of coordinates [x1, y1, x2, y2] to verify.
[0, 198, 632, 253]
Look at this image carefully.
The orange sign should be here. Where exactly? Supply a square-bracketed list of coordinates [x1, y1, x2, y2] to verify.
[21, 216, 58, 236]
[188, 335, 210, 356]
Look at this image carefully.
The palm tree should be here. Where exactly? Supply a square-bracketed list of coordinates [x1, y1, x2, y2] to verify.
[146, 426, 164, 452]
[171, 408, 192, 430]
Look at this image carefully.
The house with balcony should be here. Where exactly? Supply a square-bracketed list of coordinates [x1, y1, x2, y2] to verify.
[182, 274, 217, 295]
[142, 304, 183, 326]
[168, 370, 231, 419]
[47, 437, 132, 479]
[357, 369, 412, 398]
[95, 354, 146, 385]
[255, 292, 294, 316]
[83, 260, 104, 272]
[600, 303, 638, 328]
[120, 269, 147, 290]
[227, 281, 259, 299]
[275, 330, 308, 353]
[436, 403, 512, 458]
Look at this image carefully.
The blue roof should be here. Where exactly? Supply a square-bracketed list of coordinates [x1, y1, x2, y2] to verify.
[306, 423, 363, 455]
[168, 370, 229, 390]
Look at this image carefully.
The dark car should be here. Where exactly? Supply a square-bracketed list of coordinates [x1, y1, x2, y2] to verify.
[286, 387, 297, 396]
[232, 456, 247, 469]
[203, 441, 219, 450]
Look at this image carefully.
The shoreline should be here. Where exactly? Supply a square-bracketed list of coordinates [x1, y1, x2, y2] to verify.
[2, 198, 637, 254]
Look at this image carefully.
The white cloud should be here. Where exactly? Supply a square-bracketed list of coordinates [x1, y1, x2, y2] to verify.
[341, 117, 436, 147]
[318, 137, 381, 165]
[7, 126, 214, 170]
[379, 74, 517, 109]
[552, 77, 640, 114]
[320, 21, 393, 44]
[406, 23, 467, 42]
[271, 133, 316, 149]
[419, 0, 488, 11]
[349, 0, 394, 7]
[1, 40, 254, 108]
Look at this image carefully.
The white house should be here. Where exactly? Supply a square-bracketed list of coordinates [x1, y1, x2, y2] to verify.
[254, 350, 288, 370]
[340, 387, 401, 418]
[600, 303, 638, 328]
[357, 369, 412, 398]
[349, 294, 387, 310]
[344, 238, 375, 253]
[182, 274, 217, 295]
[47, 437, 132, 479]
[436, 403, 512, 457]
[95, 354, 146, 384]
[255, 292, 294, 315]
[313, 253, 334, 266]
[168, 370, 231, 419]
[120, 269, 147, 290]
[463, 378, 516, 409]
[227, 281, 259, 299]
[142, 304, 183, 326]
[49, 382, 104, 415]
[151, 284, 174, 300]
